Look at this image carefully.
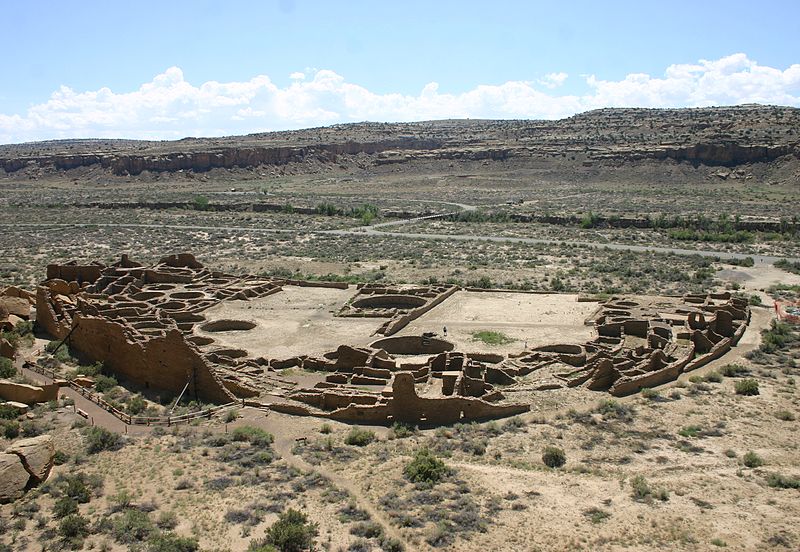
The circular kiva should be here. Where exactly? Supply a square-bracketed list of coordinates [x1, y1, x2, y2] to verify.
[370, 335, 455, 355]
[351, 294, 428, 309]
[200, 319, 257, 332]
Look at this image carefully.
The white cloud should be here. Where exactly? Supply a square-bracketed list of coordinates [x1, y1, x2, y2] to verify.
[539, 72, 568, 88]
[1, 54, 799, 143]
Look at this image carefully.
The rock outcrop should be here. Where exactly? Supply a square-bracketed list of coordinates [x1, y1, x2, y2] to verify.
[0, 435, 55, 503]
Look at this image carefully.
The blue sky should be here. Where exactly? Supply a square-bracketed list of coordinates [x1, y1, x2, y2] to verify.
[1, 0, 799, 143]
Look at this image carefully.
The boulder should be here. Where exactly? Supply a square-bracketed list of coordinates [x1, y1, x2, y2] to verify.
[0, 338, 14, 359]
[334, 345, 371, 370]
[0, 380, 59, 404]
[0, 453, 29, 503]
[0, 296, 30, 319]
[6, 435, 55, 483]
[72, 376, 95, 388]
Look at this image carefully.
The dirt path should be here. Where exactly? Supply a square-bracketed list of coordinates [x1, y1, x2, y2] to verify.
[18, 363, 151, 436]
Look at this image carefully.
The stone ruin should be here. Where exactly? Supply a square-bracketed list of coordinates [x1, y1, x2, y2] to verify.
[337, 283, 458, 335]
[31, 253, 750, 426]
[492, 294, 750, 396]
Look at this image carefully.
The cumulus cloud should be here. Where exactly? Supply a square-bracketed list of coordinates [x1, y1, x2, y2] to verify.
[539, 72, 569, 88]
[1, 53, 799, 143]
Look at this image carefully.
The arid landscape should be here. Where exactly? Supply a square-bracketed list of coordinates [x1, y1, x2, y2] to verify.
[1, 106, 800, 552]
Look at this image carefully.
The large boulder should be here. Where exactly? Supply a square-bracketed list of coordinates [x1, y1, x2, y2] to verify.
[334, 345, 371, 370]
[0, 453, 29, 503]
[0, 380, 59, 404]
[0, 337, 14, 359]
[6, 435, 55, 483]
[0, 296, 30, 319]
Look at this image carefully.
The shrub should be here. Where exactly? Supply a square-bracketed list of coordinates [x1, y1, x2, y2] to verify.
[53, 497, 79, 518]
[742, 451, 764, 468]
[223, 409, 239, 423]
[766, 473, 800, 489]
[251, 508, 318, 552]
[94, 374, 118, 393]
[83, 426, 123, 454]
[721, 364, 749, 377]
[127, 394, 147, 415]
[2, 419, 20, 438]
[583, 507, 611, 524]
[471, 330, 513, 345]
[775, 410, 795, 421]
[389, 422, 417, 439]
[344, 427, 375, 447]
[231, 426, 274, 447]
[595, 399, 634, 421]
[112, 509, 155, 543]
[640, 388, 659, 400]
[705, 371, 723, 383]
[630, 475, 668, 502]
[58, 514, 90, 541]
[319, 423, 332, 434]
[404, 448, 448, 486]
[735, 379, 759, 396]
[678, 425, 702, 438]
[349, 521, 384, 539]
[0, 357, 15, 379]
[145, 532, 199, 552]
[156, 510, 179, 530]
[61, 474, 93, 503]
[193, 195, 209, 211]
[0, 404, 19, 420]
[542, 446, 566, 468]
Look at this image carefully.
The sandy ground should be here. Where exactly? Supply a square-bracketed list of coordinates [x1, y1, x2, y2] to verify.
[399, 291, 599, 354]
[196, 285, 379, 358]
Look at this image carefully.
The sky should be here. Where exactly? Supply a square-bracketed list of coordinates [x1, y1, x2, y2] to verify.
[1, 0, 799, 144]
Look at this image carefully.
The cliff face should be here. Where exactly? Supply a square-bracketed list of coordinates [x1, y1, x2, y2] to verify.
[657, 143, 795, 166]
[1, 138, 443, 176]
[1, 105, 798, 176]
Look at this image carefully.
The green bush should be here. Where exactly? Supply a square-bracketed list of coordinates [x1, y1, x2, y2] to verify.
[630, 475, 668, 502]
[58, 514, 90, 541]
[389, 422, 417, 439]
[53, 497, 79, 518]
[193, 195, 210, 211]
[344, 427, 375, 447]
[145, 532, 199, 552]
[721, 364, 749, 377]
[471, 330, 513, 345]
[231, 426, 274, 447]
[250, 508, 318, 552]
[404, 448, 448, 486]
[127, 394, 147, 415]
[83, 426, 123, 454]
[112, 509, 155, 543]
[1, 419, 20, 438]
[0, 404, 19, 420]
[735, 379, 759, 396]
[94, 374, 118, 393]
[742, 451, 764, 468]
[766, 473, 800, 489]
[640, 388, 660, 400]
[542, 446, 566, 468]
[0, 357, 15, 379]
